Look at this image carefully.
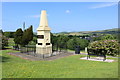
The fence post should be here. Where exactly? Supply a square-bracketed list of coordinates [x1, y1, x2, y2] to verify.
[27, 45, 28, 52]
[85, 47, 87, 53]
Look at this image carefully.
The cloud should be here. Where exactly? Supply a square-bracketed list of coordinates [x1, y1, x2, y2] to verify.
[28, 14, 49, 18]
[29, 14, 40, 18]
[90, 2, 117, 9]
[66, 10, 70, 13]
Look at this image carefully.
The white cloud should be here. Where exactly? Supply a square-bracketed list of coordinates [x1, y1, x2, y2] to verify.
[29, 14, 40, 18]
[66, 10, 70, 13]
[28, 14, 49, 18]
[90, 2, 117, 9]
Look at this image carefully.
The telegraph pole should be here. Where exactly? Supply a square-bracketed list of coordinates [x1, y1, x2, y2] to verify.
[23, 22, 25, 31]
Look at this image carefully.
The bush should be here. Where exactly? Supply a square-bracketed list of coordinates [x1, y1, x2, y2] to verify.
[88, 40, 119, 56]
[2, 36, 8, 48]
[0, 30, 8, 49]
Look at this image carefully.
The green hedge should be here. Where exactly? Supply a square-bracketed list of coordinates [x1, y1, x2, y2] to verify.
[88, 40, 119, 56]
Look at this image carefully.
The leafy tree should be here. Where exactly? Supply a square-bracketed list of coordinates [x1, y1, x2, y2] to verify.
[112, 34, 119, 40]
[101, 34, 115, 40]
[92, 36, 102, 41]
[67, 37, 89, 50]
[14, 28, 23, 46]
[67, 38, 77, 50]
[4, 32, 15, 38]
[57, 35, 69, 51]
[51, 33, 58, 51]
[51, 35, 89, 51]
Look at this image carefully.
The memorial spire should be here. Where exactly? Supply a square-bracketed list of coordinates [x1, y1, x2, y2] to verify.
[37, 10, 51, 31]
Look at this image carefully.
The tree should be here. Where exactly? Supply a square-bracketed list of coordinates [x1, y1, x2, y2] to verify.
[2, 36, 8, 49]
[21, 25, 33, 46]
[101, 34, 115, 40]
[51, 33, 58, 51]
[4, 32, 15, 38]
[28, 25, 33, 42]
[67, 38, 77, 50]
[57, 35, 69, 51]
[0, 30, 8, 49]
[21, 30, 28, 46]
[14, 28, 23, 46]
[92, 36, 102, 41]
[28, 37, 37, 45]
[67, 37, 89, 50]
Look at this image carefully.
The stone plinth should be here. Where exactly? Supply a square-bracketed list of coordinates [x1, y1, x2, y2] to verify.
[36, 44, 52, 58]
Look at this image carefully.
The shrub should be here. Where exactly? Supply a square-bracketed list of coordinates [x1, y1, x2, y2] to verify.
[0, 30, 8, 49]
[88, 40, 119, 56]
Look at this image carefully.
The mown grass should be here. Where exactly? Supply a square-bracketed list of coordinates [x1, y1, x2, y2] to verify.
[1, 50, 118, 78]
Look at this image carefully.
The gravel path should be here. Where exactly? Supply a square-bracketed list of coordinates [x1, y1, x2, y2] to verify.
[7, 50, 118, 61]
[80, 57, 116, 62]
[8, 52, 74, 61]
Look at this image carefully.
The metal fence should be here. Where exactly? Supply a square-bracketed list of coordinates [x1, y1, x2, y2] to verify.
[20, 45, 36, 56]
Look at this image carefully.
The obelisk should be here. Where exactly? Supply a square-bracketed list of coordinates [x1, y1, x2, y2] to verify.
[36, 10, 52, 58]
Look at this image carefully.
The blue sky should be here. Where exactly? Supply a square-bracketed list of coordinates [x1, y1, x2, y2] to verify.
[2, 2, 118, 33]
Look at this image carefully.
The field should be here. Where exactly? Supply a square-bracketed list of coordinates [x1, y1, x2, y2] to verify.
[1, 50, 118, 78]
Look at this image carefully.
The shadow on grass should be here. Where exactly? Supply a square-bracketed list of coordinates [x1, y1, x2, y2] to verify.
[2, 47, 12, 50]
[0, 56, 10, 62]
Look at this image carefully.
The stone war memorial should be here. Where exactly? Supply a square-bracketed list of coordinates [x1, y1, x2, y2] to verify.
[11, 10, 74, 60]
[36, 10, 52, 58]
[2, 2, 118, 78]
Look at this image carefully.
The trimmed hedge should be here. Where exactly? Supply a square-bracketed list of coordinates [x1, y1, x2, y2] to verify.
[88, 40, 119, 56]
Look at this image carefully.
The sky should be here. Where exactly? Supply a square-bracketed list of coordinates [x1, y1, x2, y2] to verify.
[2, 2, 118, 33]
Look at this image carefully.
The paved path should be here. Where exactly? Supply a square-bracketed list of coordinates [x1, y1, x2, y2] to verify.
[80, 57, 116, 62]
[8, 52, 74, 61]
[7, 50, 118, 61]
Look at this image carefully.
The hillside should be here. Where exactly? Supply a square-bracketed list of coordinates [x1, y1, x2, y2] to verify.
[3, 28, 119, 36]
[54, 28, 119, 36]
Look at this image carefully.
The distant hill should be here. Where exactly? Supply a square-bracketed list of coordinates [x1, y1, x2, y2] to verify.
[53, 28, 119, 36]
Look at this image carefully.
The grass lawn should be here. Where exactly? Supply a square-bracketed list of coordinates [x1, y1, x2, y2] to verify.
[1, 50, 118, 78]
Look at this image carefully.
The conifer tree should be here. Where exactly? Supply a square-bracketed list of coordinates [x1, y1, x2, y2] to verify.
[28, 25, 33, 42]
[14, 28, 23, 46]
[21, 25, 33, 46]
